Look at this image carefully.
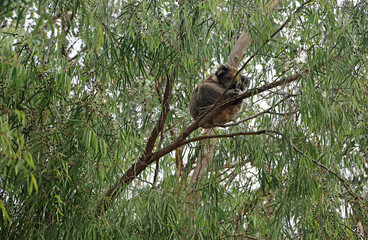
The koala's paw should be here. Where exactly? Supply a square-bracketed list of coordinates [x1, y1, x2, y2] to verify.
[228, 89, 242, 104]
[231, 88, 241, 96]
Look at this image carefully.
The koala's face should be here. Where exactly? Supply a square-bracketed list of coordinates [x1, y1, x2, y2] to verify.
[214, 64, 238, 87]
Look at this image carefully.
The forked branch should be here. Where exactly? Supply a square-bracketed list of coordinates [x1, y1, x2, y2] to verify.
[97, 67, 308, 214]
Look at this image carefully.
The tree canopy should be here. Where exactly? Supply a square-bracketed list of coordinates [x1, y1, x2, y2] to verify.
[0, 0, 367, 239]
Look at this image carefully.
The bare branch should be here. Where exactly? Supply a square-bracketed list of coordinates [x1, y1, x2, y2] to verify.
[227, 31, 252, 68]
[187, 129, 217, 204]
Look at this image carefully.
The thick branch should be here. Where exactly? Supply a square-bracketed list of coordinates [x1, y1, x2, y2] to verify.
[144, 74, 173, 156]
[227, 31, 252, 68]
[188, 130, 216, 192]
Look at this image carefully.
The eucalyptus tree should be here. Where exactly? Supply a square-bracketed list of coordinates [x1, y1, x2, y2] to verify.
[0, 0, 367, 239]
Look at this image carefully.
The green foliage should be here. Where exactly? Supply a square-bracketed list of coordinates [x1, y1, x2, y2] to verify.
[0, 0, 367, 239]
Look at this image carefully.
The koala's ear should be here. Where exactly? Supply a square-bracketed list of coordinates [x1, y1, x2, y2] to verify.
[215, 64, 230, 76]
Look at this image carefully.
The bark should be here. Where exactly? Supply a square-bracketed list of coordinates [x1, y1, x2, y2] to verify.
[187, 129, 217, 204]
[227, 32, 252, 69]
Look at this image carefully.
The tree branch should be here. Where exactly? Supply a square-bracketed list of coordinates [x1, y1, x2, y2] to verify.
[144, 73, 174, 156]
[96, 73, 174, 214]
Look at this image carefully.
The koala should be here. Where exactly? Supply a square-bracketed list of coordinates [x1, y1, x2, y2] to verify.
[189, 64, 249, 128]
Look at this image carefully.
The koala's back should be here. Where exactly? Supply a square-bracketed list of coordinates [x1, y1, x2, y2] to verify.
[189, 81, 224, 120]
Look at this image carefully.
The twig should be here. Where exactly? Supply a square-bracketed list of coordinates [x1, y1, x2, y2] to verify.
[223, 95, 293, 127]
[220, 233, 260, 240]
[180, 130, 267, 146]
[291, 143, 363, 203]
